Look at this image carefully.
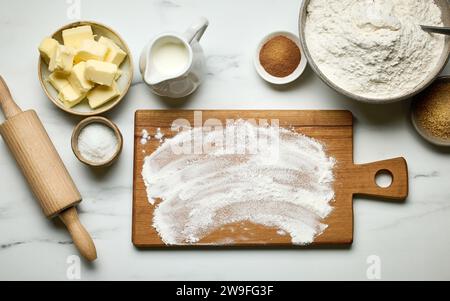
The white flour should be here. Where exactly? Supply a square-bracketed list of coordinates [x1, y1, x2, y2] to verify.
[305, 0, 445, 100]
[142, 120, 336, 245]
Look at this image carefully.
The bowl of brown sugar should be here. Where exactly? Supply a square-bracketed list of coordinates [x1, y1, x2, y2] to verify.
[254, 31, 307, 85]
[411, 76, 450, 147]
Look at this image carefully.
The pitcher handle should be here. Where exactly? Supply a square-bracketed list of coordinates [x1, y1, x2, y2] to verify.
[184, 17, 209, 43]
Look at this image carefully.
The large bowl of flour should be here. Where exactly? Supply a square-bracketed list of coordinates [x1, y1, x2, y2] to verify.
[299, 0, 450, 103]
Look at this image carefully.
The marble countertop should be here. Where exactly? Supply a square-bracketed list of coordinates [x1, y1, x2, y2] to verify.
[0, 0, 449, 281]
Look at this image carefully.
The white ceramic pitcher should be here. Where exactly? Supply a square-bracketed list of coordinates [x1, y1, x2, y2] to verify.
[139, 17, 209, 98]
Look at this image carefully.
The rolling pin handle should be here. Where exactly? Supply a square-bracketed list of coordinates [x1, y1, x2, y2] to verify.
[0, 75, 22, 119]
[59, 207, 97, 262]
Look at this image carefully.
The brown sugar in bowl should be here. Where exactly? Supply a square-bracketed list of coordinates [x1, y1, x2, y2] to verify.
[259, 35, 301, 78]
[411, 76, 450, 147]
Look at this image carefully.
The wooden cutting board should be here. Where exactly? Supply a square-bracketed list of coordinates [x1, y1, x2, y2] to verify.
[132, 110, 408, 247]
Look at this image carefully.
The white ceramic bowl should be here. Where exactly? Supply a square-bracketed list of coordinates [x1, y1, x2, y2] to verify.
[254, 31, 307, 85]
[38, 21, 133, 116]
[71, 116, 124, 167]
[298, 0, 450, 104]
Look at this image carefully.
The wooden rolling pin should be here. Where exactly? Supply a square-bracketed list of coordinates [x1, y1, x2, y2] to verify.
[0, 76, 97, 261]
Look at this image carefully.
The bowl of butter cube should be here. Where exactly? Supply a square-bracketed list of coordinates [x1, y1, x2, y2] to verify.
[38, 21, 133, 116]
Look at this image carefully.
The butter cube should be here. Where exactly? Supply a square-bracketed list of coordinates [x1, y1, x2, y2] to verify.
[58, 84, 86, 108]
[98, 36, 127, 66]
[49, 45, 75, 75]
[69, 62, 94, 92]
[85, 60, 118, 86]
[39, 37, 59, 64]
[87, 82, 120, 109]
[115, 69, 122, 80]
[74, 40, 108, 63]
[62, 25, 94, 49]
[48, 72, 69, 92]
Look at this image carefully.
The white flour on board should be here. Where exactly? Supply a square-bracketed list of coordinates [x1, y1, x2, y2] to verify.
[142, 120, 336, 245]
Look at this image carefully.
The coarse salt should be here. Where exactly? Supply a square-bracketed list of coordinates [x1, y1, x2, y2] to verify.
[78, 123, 118, 163]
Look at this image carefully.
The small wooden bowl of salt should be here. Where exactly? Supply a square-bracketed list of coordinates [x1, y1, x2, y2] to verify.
[72, 116, 123, 168]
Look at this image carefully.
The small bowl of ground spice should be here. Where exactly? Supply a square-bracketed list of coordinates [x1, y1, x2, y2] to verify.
[71, 116, 124, 168]
[411, 76, 450, 147]
[254, 31, 307, 85]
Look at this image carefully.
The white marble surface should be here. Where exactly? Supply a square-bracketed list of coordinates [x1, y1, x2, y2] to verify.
[0, 0, 449, 281]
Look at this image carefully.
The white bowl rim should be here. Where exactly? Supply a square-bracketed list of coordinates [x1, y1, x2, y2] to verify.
[298, 0, 450, 104]
[254, 31, 308, 85]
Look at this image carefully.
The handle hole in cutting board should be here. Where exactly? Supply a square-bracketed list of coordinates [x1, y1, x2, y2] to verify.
[375, 169, 393, 188]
